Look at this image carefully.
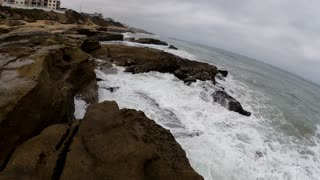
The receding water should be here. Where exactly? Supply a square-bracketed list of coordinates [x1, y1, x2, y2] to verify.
[90, 33, 320, 180]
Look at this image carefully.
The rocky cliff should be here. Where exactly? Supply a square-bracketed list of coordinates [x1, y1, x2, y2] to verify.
[0, 7, 203, 180]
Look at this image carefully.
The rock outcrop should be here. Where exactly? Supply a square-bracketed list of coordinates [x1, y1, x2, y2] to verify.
[135, 38, 169, 46]
[0, 32, 97, 170]
[212, 91, 251, 116]
[0, 101, 203, 180]
[0, 124, 70, 180]
[81, 37, 101, 53]
[169, 45, 178, 50]
[75, 28, 124, 41]
[60, 101, 203, 180]
[92, 45, 219, 83]
[124, 37, 135, 42]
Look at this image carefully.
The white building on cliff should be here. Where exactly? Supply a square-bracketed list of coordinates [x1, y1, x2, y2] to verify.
[3, 0, 61, 10]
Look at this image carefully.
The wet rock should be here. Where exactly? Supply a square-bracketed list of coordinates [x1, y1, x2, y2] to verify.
[124, 37, 135, 42]
[91, 45, 219, 83]
[218, 70, 228, 78]
[60, 101, 204, 180]
[255, 151, 263, 158]
[81, 37, 101, 53]
[169, 45, 178, 50]
[212, 91, 251, 116]
[135, 38, 168, 46]
[106, 87, 120, 92]
[97, 33, 124, 41]
[184, 76, 197, 84]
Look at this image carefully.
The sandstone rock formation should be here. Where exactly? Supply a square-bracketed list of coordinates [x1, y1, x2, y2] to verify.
[60, 101, 203, 180]
[0, 101, 203, 180]
[0, 32, 97, 170]
[81, 37, 101, 53]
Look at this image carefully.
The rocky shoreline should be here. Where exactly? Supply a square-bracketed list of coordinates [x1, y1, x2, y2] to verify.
[0, 7, 250, 180]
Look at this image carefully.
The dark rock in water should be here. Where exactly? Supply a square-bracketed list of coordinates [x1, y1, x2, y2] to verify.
[169, 45, 178, 50]
[135, 38, 169, 46]
[106, 87, 120, 93]
[97, 33, 124, 41]
[218, 70, 228, 78]
[59, 101, 204, 180]
[81, 38, 101, 53]
[184, 76, 197, 84]
[212, 91, 251, 116]
[91, 45, 219, 84]
[255, 151, 264, 158]
[124, 37, 135, 42]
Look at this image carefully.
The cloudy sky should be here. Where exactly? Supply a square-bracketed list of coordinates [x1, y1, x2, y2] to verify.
[63, 0, 320, 85]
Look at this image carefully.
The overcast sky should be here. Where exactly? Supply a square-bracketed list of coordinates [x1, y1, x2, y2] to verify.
[63, 0, 320, 85]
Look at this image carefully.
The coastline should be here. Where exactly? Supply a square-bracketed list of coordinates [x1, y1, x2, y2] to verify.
[0, 6, 253, 179]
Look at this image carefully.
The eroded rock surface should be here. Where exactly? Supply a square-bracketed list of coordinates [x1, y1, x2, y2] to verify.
[0, 32, 97, 170]
[0, 124, 70, 180]
[0, 101, 204, 180]
[60, 101, 203, 180]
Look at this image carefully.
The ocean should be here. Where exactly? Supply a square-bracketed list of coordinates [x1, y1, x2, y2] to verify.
[76, 33, 320, 180]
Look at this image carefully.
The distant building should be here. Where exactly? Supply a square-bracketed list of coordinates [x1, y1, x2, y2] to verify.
[0, 0, 3, 6]
[3, 0, 61, 10]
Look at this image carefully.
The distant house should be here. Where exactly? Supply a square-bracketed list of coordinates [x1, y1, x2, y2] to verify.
[3, 0, 61, 10]
[87, 12, 103, 18]
[0, 0, 3, 6]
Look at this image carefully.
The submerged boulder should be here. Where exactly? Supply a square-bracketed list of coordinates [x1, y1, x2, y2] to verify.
[135, 38, 168, 46]
[212, 91, 251, 116]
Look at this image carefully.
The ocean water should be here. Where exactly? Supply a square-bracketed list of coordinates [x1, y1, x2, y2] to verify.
[78, 33, 320, 180]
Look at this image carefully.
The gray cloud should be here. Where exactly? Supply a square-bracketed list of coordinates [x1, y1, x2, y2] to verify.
[63, 0, 320, 85]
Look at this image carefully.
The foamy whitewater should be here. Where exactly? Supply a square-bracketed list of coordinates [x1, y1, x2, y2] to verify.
[75, 33, 320, 180]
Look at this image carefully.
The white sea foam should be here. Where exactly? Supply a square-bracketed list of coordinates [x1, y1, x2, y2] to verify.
[92, 42, 320, 180]
[74, 96, 88, 119]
